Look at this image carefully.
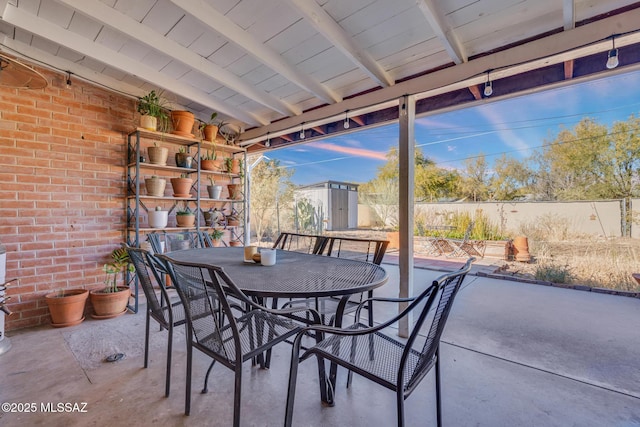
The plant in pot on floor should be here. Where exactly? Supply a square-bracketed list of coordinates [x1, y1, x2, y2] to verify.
[90, 247, 133, 319]
[44, 287, 89, 328]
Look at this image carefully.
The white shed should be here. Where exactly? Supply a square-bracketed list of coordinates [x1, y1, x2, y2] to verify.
[295, 181, 359, 231]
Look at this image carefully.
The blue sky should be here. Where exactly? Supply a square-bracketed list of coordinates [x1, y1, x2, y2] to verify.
[267, 69, 640, 185]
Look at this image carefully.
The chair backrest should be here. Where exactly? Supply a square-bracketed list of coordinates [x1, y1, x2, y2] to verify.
[319, 236, 389, 265]
[163, 231, 202, 251]
[273, 232, 326, 255]
[400, 257, 474, 394]
[160, 256, 244, 364]
[127, 246, 174, 327]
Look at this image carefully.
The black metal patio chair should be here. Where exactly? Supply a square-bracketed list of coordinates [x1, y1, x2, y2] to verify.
[158, 255, 319, 427]
[284, 257, 475, 427]
[272, 232, 327, 254]
[127, 246, 186, 397]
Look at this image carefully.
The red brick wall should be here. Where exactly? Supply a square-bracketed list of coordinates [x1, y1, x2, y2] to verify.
[0, 57, 136, 330]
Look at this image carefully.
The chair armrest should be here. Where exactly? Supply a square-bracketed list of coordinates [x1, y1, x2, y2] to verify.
[353, 295, 417, 324]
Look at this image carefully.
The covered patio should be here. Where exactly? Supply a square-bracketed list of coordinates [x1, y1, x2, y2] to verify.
[1, 263, 639, 425]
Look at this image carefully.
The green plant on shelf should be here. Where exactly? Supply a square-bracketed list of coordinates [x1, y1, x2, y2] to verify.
[176, 203, 193, 215]
[210, 229, 224, 240]
[137, 90, 168, 120]
[201, 149, 217, 161]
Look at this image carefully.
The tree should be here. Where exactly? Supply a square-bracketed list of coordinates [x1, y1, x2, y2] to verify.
[489, 154, 532, 200]
[459, 154, 490, 201]
[248, 158, 294, 243]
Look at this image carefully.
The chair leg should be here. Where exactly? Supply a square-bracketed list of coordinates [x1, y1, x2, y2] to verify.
[185, 340, 192, 416]
[165, 324, 172, 397]
[144, 310, 150, 369]
[202, 360, 217, 393]
[284, 336, 303, 427]
[396, 390, 405, 427]
[435, 349, 442, 427]
[233, 365, 242, 427]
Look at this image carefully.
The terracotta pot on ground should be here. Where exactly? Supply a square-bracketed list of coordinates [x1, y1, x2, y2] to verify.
[170, 177, 193, 198]
[171, 111, 195, 137]
[147, 146, 169, 166]
[229, 240, 243, 247]
[90, 287, 130, 319]
[512, 236, 531, 262]
[45, 289, 88, 328]
[140, 114, 157, 131]
[203, 125, 219, 142]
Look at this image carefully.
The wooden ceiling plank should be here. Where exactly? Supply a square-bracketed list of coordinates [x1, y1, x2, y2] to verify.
[416, 0, 467, 64]
[287, 0, 394, 88]
[2, 4, 264, 126]
[564, 59, 574, 79]
[170, 0, 340, 105]
[468, 84, 482, 100]
[57, 0, 297, 117]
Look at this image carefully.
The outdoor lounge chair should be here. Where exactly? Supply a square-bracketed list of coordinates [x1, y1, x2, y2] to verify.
[284, 257, 475, 427]
[159, 256, 319, 427]
[127, 246, 186, 397]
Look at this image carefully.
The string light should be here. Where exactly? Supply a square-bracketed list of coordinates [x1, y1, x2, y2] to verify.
[483, 71, 493, 97]
[65, 71, 72, 89]
[265, 133, 270, 147]
[343, 111, 350, 129]
[299, 123, 305, 139]
[606, 35, 619, 69]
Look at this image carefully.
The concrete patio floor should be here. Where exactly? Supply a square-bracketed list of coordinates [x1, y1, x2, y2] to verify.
[1, 261, 639, 426]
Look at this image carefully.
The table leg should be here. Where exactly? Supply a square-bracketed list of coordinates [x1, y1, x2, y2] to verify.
[322, 295, 349, 406]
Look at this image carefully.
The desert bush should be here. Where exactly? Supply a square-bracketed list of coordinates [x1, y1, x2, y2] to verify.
[518, 213, 572, 241]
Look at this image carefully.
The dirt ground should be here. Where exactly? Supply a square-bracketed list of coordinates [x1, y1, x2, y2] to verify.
[322, 230, 640, 292]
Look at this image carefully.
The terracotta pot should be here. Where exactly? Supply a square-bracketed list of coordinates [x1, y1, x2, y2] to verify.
[176, 213, 196, 227]
[211, 238, 222, 247]
[140, 114, 157, 131]
[229, 240, 243, 247]
[512, 236, 531, 262]
[90, 287, 130, 319]
[148, 146, 169, 166]
[170, 177, 193, 198]
[227, 183, 243, 200]
[45, 289, 88, 328]
[145, 176, 166, 197]
[171, 110, 195, 137]
[200, 159, 219, 171]
[203, 125, 219, 142]
[227, 158, 241, 174]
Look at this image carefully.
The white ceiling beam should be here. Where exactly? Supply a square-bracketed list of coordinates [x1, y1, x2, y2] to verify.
[241, 7, 640, 140]
[1, 36, 146, 98]
[2, 4, 265, 126]
[416, 0, 467, 64]
[287, 0, 394, 87]
[56, 0, 297, 117]
[563, 0, 575, 30]
[170, 0, 340, 105]
[0, 0, 10, 19]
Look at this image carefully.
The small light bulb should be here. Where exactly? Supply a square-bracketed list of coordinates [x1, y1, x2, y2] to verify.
[299, 129, 305, 139]
[483, 81, 493, 97]
[343, 118, 350, 129]
[606, 49, 619, 69]
[265, 138, 270, 148]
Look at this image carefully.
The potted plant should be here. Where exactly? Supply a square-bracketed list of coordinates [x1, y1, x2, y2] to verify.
[175, 146, 193, 168]
[170, 173, 193, 198]
[89, 247, 133, 319]
[170, 110, 195, 137]
[229, 238, 243, 247]
[137, 90, 167, 132]
[148, 142, 169, 166]
[219, 125, 239, 145]
[225, 156, 242, 175]
[206, 176, 223, 200]
[44, 288, 88, 327]
[176, 204, 196, 227]
[200, 112, 225, 142]
[210, 229, 224, 247]
[148, 206, 168, 229]
[200, 149, 220, 171]
[145, 175, 166, 197]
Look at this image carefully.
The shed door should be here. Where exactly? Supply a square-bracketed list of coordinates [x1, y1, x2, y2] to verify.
[331, 189, 348, 230]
